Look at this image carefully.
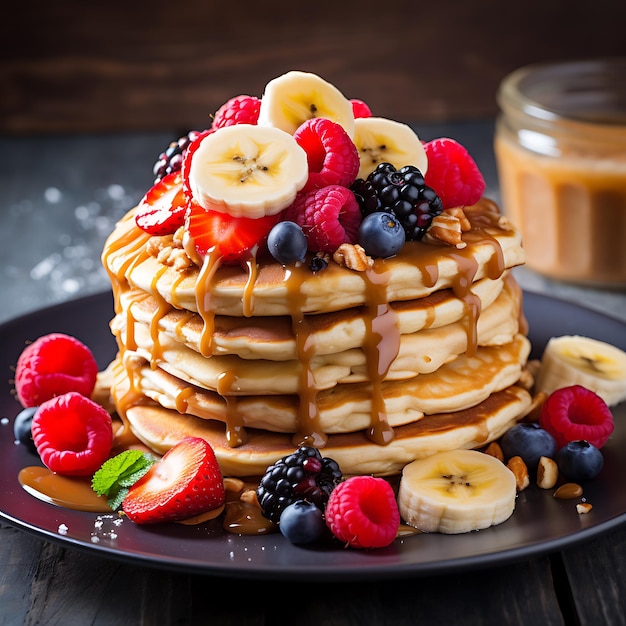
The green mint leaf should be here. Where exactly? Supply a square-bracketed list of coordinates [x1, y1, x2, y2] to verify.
[107, 487, 129, 512]
[92, 450, 157, 509]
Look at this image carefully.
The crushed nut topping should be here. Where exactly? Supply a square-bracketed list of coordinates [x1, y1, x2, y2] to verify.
[147, 229, 194, 271]
[507, 455, 530, 491]
[422, 212, 467, 249]
[333, 243, 374, 271]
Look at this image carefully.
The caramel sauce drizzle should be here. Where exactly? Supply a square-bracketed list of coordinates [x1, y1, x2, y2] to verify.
[362, 262, 399, 445]
[216, 370, 247, 447]
[195, 249, 222, 357]
[287, 264, 328, 448]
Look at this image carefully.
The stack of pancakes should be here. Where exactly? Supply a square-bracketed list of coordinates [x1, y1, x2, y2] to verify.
[102, 198, 532, 476]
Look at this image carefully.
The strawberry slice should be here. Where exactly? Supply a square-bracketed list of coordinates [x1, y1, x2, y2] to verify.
[122, 437, 225, 524]
[135, 171, 187, 236]
[185, 200, 279, 263]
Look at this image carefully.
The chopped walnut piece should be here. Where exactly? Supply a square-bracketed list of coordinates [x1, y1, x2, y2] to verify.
[447, 207, 471, 231]
[422, 213, 467, 249]
[333, 243, 373, 271]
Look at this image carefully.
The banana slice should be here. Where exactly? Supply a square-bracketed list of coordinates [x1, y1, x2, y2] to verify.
[535, 335, 626, 406]
[353, 117, 428, 179]
[397, 449, 516, 534]
[257, 70, 355, 137]
[187, 124, 309, 219]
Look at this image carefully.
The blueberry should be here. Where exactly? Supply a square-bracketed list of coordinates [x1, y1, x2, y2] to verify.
[13, 406, 39, 454]
[267, 221, 308, 265]
[500, 423, 557, 476]
[557, 440, 604, 481]
[279, 500, 326, 544]
[358, 211, 405, 258]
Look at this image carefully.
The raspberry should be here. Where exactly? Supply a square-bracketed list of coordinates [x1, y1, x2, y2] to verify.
[15, 333, 99, 408]
[283, 185, 362, 253]
[539, 385, 615, 450]
[423, 137, 486, 209]
[293, 117, 360, 193]
[212, 95, 261, 129]
[325, 476, 400, 548]
[350, 98, 372, 119]
[31, 391, 113, 476]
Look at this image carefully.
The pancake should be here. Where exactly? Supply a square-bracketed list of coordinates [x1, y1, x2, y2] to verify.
[111, 333, 531, 435]
[116, 273, 509, 361]
[110, 275, 523, 395]
[102, 199, 524, 319]
[121, 383, 532, 477]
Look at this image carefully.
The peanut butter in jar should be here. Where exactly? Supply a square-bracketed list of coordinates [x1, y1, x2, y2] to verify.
[494, 59, 626, 287]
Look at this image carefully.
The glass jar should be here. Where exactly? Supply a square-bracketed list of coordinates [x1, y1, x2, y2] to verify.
[494, 58, 626, 286]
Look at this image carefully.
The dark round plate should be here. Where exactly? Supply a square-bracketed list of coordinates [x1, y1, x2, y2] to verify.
[1, 290, 625, 581]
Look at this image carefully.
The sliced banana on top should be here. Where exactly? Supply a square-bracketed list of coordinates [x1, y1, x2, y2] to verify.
[535, 335, 626, 406]
[257, 70, 355, 137]
[352, 116, 429, 180]
[187, 124, 309, 219]
[397, 449, 517, 534]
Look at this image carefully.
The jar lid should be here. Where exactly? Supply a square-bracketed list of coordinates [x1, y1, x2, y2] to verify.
[498, 58, 626, 126]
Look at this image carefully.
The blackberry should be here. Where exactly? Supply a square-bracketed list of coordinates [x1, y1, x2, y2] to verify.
[256, 447, 342, 523]
[351, 162, 443, 241]
[152, 130, 203, 182]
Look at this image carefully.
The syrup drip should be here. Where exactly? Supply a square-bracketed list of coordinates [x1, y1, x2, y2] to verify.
[195, 249, 222, 357]
[217, 370, 247, 447]
[285, 264, 328, 448]
[363, 262, 400, 445]
[148, 265, 172, 368]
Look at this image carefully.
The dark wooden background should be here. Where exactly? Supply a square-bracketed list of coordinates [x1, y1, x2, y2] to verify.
[2, 0, 626, 136]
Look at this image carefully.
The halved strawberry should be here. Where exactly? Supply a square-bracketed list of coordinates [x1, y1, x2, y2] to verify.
[185, 200, 279, 263]
[135, 171, 187, 236]
[122, 437, 225, 524]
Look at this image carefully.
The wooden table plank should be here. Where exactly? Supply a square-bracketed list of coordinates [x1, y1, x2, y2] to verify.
[560, 525, 626, 626]
[2, 0, 626, 134]
[1, 521, 571, 625]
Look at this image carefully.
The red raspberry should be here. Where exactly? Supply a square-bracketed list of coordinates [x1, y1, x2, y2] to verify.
[325, 476, 400, 548]
[350, 98, 372, 119]
[31, 391, 113, 476]
[539, 385, 615, 449]
[212, 95, 261, 129]
[423, 137, 486, 209]
[293, 117, 360, 193]
[15, 333, 98, 408]
[283, 185, 361, 253]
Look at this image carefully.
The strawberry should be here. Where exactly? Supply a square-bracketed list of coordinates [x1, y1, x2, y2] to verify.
[122, 437, 225, 524]
[185, 200, 279, 263]
[135, 171, 187, 236]
[31, 391, 113, 476]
